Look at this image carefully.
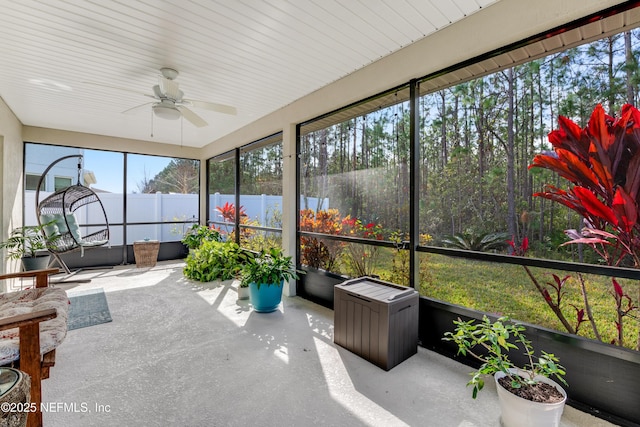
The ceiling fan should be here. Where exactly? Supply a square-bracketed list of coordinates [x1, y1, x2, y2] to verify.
[92, 67, 237, 128]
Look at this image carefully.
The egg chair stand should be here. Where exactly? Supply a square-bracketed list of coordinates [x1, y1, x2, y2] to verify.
[36, 155, 111, 283]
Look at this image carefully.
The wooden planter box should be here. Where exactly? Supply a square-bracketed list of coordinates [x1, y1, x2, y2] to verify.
[418, 297, 640, 427]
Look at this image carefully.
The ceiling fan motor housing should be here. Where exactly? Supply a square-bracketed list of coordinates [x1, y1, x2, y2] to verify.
[153, 101, 181, 120]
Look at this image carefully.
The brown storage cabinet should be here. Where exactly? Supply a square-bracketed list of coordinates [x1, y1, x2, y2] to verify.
[334, 277, 419, 370]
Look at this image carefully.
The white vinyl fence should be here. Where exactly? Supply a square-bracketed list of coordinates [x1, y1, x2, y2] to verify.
[25, 192, 329, 245]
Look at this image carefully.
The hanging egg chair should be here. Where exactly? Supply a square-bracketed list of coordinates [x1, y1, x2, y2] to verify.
[35, 154, 110, 274]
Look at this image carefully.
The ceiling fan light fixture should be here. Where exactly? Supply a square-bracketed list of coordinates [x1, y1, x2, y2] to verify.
[153, 103, 181, 120]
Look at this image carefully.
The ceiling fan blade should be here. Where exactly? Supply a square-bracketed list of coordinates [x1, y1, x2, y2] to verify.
[83, 81, 155, 99]
[183, 98, 237, 115]
[178, 106, 208, 127]
[122, 102, 153, 114]
[159, 76, 182, 100]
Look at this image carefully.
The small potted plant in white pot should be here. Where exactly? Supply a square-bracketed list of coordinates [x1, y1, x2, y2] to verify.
[240, 248, 300, 313]
[237, 281, 250, 301]
[444, 315, 567, 427]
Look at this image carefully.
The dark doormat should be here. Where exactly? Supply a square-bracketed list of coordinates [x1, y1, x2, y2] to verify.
[67, 288, 112, 331]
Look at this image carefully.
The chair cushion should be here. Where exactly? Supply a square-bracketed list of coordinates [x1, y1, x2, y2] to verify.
[40, 214, 59, 237]
[65, 214, 82, 242]
[79, 240, 108, 247]
[0, 287, 69, 365]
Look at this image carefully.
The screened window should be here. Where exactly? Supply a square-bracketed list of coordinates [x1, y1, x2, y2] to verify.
[24, 143, 199, 248]
[412, 14, 640, 348]
[239, 133, 283, 251]
[207, 151, 236, 237]
[126, 154, 199, 244]
[207, 136, 285, 251]
[299, 93, 410, 280]
[417, 28, 640, 265]
[295, 6, 640, 347]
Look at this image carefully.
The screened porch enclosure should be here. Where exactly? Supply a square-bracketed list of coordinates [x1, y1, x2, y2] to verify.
[9, 3, 640, 426]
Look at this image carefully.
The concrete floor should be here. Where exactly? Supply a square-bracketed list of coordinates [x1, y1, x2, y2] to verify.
[40, 261, 617, 427]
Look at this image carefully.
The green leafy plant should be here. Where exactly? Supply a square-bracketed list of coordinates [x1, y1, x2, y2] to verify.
[240, 247, 301, 289]
[340, 215, 386, 277]
[386, 231, 432, 286]
[181, 224, 222, 250]
[443, 315, 567, 399]
[0, 222, 58, 259]
[183, 240, 246, 282]
[441, 231, 510, 252]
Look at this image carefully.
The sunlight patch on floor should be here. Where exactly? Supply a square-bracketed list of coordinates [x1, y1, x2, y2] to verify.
[274, 344, 289, 364]
[192, 280, 252, 328]
[55, 263, 184, 294]
[313, 336, 407, 426]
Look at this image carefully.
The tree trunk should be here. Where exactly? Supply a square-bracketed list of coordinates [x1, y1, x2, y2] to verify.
[507, 68, 517, 239]
[440, 91, 447, 169]
[607, 36, 615, 116]
[625, 31, 635, 105]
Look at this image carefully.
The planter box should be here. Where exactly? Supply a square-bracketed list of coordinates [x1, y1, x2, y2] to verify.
[419, 297, 640, 427]
[297, 266, 349, 309]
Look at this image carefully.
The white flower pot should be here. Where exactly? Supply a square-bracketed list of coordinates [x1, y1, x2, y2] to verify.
[495, 368, 567, 427]
[237, 286, 250, 300]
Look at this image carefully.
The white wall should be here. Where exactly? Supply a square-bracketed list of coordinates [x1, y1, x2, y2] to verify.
[0, 96, 25, 279]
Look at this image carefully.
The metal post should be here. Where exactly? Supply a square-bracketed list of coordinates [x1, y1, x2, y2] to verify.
[409, 79, 420, 290]
[122, 153, 128, 264]
[234, 147, 241, 245]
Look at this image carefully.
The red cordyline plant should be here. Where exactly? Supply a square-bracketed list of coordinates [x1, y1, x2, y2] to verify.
[215, 202, 248, 223]
[528, 104, 640, 350]
[213, 202, 254, 241]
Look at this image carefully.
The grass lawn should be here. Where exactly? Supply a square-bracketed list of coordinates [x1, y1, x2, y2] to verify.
[315, 243, 639, 351]
[416, 253, 639, 350]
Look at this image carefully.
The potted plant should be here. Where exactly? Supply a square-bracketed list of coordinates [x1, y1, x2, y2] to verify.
[237, 281, 250, 301]
[444, 315, 567, 427]
[0, 223, 57, 271]
[183, 240, 246, 282]
[240, 248, 301, 313]
[181, 224, 221, 251]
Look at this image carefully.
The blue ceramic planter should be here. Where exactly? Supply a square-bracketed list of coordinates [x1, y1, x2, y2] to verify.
[249, 281, 284, 312]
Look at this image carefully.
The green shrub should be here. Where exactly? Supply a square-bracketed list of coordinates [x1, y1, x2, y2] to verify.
[441, 231, 510, 252]
[183, 240, 246, 282]
[181, 224, 222, 250]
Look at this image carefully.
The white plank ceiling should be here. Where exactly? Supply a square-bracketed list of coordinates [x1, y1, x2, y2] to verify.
[0, 0, 498, 148]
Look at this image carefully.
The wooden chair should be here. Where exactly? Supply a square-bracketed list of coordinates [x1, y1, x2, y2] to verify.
[0, 269, 68, 427]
